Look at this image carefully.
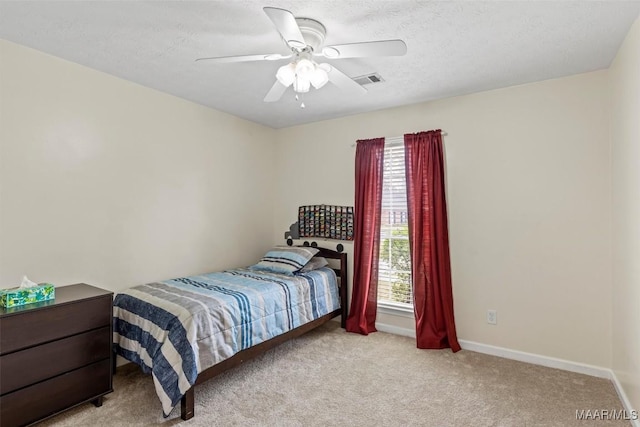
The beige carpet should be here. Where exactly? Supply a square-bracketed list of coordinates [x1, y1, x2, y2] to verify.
[41, 323, 628, 426]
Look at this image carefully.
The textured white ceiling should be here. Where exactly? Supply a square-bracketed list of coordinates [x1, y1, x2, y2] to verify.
[1, 1, 639, 128]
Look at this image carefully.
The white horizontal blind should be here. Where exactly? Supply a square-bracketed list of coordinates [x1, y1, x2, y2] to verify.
[378, 138, 413, 306]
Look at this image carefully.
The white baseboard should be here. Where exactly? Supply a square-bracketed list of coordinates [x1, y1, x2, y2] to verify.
[376, 322, 608, 377]
[458, 339, 611, 379]
[610, 370, 640, 427]
[376, 321, 638, 424]
[375, 322, 415, 338]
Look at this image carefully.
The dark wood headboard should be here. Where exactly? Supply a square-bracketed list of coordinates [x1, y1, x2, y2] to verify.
[297, 244, 348, 328]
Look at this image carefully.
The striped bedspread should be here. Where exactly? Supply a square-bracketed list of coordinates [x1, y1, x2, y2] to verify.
[113, 266, 340, 416]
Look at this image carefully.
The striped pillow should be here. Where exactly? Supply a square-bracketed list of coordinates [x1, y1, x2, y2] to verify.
[298, 256, 329, 273]
[250, 246, 319, 275]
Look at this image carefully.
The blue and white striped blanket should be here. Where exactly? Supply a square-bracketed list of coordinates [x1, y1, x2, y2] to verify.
[113, 266, 340, 416]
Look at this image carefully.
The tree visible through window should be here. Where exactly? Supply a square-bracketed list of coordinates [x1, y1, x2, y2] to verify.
[378, 140, 413, 306]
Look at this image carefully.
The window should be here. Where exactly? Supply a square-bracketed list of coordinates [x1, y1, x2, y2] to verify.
[378, 138, 413, 307]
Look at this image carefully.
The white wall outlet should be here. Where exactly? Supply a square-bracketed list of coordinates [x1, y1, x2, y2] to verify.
[487, 309, 497, 325]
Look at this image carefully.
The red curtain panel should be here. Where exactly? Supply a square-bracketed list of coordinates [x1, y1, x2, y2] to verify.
[404, 131, 461, 351]
[346, 137, 385, 335]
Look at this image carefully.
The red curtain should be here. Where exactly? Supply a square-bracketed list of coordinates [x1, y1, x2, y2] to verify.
[404, 131, 460, 352]
[346, 137, 385, 335]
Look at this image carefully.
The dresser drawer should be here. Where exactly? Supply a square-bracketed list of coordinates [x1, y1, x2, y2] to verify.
[0, 294, 111, 355]
[0, 359, 112, 427]
[0, 326, 111, 395]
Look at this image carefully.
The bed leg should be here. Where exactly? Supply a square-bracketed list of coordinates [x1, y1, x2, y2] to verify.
[181, 388, 195, 420]
[341, 298, 348, 329]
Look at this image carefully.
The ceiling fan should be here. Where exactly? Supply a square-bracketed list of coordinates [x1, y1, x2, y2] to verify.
[196, 7, 407, 105]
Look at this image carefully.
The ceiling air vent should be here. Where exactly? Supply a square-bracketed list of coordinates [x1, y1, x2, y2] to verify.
[353, 73, 385, 86]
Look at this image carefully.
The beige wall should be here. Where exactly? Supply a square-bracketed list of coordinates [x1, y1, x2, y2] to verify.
[273, 71, 612, 368]
[0, 40, 276, 292]
[0, 35, 625, 378]
[609, 17, 640, 411]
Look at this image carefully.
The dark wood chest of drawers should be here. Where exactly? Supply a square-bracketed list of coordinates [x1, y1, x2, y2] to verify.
[0, 283, 113, 426]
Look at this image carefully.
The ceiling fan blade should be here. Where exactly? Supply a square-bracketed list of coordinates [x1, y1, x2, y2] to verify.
[263, 7, 306, 49]
[196, 53, 290, 63]
[326, 65, 367, 95]
[264, 81, 288, 102]
[319, 40, 407, 59]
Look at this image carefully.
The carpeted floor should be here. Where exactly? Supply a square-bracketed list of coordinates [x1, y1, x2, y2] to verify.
[40, 323, 629, 426]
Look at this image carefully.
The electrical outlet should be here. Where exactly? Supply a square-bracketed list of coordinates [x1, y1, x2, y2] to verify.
[487, 309, 497, 325]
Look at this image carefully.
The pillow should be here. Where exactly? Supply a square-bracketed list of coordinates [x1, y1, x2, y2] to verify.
[298, 257, 329, 273]
[250, 246, 319, 275]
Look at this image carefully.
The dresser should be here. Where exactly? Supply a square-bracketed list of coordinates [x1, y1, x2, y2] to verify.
[0, 283, 113, 426]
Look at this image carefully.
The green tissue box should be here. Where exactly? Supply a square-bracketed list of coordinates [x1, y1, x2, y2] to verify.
[0, 283, 55, 308]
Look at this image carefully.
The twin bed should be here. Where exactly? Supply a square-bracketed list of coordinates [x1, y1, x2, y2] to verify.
[113, 244, 347, 420]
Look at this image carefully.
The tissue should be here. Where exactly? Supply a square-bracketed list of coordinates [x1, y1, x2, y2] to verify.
[20, 275, 38, 288]
[1, 277, 55, 308]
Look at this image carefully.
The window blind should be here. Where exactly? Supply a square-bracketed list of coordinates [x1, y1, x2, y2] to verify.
[378, 138, 413, 306]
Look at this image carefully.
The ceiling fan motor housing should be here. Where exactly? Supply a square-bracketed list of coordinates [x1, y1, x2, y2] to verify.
[295, 18, 326, 52]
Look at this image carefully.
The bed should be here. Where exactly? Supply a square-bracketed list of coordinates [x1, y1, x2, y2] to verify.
[113, 244, 347, 420]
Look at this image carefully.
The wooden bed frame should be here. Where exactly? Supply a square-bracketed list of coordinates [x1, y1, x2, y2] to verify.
[179, 244, 348, 420]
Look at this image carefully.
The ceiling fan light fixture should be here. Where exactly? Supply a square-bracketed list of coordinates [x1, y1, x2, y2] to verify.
[310, 67, 329, 89]
[276, 63, 296, 87]
[294, 58, 315, 78]
[293, 76, 310, 93]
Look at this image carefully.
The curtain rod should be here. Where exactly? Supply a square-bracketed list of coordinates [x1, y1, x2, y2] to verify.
[385, 132, 448, 140]
[352, 132, 448, 147]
